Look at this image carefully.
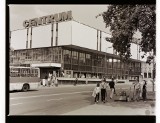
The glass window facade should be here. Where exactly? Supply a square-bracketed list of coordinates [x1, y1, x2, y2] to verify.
[11, 46, 141, 79]
[63, 48, 141, 79]
[11, 47, 62, 64]
[64, 49, 71, 64]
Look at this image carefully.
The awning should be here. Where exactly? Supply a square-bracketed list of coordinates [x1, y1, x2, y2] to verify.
[31, 63, 61, 68]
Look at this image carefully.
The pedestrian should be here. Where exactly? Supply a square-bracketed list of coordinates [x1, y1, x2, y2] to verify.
[48, 73, 52, 87]
[42, 78, 46, 87]
[45, 75, 48, 87]
[54, 77, 58, 87]
[100, 79, 107, 103]
[86, 78, 88, 84]
[92, 83, 101, 103]
[74, 77, 78, 86]
[134, 79, 141, 101]
[109, 78, 115, 99]
[142, 80, 147, 102]
[50, 74, 54, 86]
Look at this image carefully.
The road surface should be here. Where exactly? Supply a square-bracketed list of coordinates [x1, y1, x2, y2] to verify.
[9, 83, 154, 115]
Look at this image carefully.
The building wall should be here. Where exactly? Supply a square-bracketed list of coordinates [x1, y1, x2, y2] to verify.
[58, 21, 72, 46]
[32, 24, 51, 48]
[130, 43, 139, 60]
[10, 19, 142, 62]
[141, 62, 153, 80]
[10, 21, 72, 50]
[101, 32, 113, 54]
[71, 21, 98, 50]
[11, 29, 27, 49]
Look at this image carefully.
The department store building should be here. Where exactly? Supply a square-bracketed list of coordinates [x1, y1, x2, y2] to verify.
[10, 11, 141, 80]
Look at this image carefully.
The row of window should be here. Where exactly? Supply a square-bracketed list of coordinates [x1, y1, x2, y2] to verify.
[10, 68, 39, 77]
[64, 64, 129, 74]
[11, 47, 62, 64]
[63, 49, 141, 70]
[144, 72, 152, 78]
[72, 72, 128, 80]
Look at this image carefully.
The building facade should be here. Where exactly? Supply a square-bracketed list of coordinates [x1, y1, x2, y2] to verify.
[141, 61, 153, 81]
[10, 11, 142, 80]
[10, 45, 141, 80]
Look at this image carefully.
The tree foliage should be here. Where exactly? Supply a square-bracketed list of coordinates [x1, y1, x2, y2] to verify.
[102, 5, 156, 62]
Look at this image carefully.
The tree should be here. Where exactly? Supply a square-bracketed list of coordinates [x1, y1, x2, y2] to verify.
[102, 5, 156, 62]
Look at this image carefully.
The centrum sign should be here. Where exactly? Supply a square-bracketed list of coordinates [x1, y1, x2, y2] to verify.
[23, 11, 72, 28]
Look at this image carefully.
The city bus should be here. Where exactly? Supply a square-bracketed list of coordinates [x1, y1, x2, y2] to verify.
[10, 66, 40, 91]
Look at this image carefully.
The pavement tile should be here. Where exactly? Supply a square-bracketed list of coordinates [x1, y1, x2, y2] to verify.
[62, 102, 155, 115]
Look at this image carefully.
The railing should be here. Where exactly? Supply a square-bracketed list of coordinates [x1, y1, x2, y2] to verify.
[56, 77, 101, 84]
[52, 78, 130, 85]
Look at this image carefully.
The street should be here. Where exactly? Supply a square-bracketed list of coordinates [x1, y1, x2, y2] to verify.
[9, 83, 155, 115]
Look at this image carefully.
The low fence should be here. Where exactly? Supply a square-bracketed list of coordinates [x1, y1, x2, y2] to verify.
[57, 78, 101, 85]
[40, 77, 131, 85]
[56, 78, 130, 85]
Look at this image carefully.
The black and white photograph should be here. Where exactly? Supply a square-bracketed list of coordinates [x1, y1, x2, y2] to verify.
[7, 4, 157, 118]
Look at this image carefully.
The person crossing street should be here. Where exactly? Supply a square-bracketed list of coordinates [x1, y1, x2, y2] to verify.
[100, 78, 108, 103]
[109, 78, 115, 99]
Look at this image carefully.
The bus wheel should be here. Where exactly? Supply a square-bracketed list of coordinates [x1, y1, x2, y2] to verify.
[22, 84, 29, 92]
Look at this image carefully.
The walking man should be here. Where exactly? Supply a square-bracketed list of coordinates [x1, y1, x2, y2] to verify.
[100, 79, 107, 103]
[109, 78, 115, 99]
[142, 80, 147, 102]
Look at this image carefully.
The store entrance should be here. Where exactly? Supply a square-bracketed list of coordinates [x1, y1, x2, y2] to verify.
[40, 67, 60, 79]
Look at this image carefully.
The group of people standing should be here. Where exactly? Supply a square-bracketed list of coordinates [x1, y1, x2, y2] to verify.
[133, 80, 147, 102]
[92, 77, 148, 103]
[92, 78, 116, 103]
[42, 73, 58, 87]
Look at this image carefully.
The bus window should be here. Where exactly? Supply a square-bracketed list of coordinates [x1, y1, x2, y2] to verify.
[10, 68, 18, 77]
[30, 69, 34, 77]
[21, 68, 24, 77]
[35, 69, 38, 77]
[27, 69, 30, 77]
[34, 69, 38, 77]
[32, 69, 35, 77]
[16, 68, 20, 77]
[32, 69, 38, 77]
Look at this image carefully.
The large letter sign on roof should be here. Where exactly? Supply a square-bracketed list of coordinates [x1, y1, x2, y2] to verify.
[23, 11, 72, 28]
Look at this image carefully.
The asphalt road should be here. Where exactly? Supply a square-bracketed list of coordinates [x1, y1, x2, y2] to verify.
[9, 83, 154, 115]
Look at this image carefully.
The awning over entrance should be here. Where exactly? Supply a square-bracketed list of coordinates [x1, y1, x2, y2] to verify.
[31, 63, 61, 68]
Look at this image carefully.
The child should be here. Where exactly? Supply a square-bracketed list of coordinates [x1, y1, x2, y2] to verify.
[92, 83, 101, 103]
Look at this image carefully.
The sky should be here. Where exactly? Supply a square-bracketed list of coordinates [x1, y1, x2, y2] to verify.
[9, 5, 109, 32]
[9, 5, 141, 36]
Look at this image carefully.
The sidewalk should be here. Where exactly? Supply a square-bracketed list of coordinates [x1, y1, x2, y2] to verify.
[38, 84, 95, 89]
[37, 84, 155, 115]
[62, 101, 155, 115]
[38, 82, 133, 89]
